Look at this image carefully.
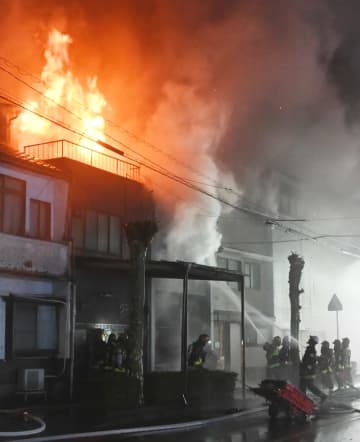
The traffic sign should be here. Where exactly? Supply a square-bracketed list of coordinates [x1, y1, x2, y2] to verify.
[328, 294, 343, 311]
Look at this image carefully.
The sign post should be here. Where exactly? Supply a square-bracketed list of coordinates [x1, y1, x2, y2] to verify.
[328, 294, 343, 339]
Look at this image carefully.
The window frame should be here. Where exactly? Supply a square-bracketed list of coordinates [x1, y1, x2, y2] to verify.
[5, 297, 59, 359]
[0, 174, 26, 236]
[29, 198, 51, 240]
[244, 261, 261, 290]
[73, 209, 124, 256]
[216, 256, 242, 291]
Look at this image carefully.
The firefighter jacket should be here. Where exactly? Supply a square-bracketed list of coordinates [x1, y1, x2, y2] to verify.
[318, 348, 333, 374]
[301, 344, 317, 379]
[279, 344, 292, 366]
[342, 347, 351, 369]
[188, 340, 207, 367]
[268, 345, 281, 369]
[334, 347, 344, 371]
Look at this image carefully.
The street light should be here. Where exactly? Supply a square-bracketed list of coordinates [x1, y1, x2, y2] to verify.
[328, 294, 343, 339]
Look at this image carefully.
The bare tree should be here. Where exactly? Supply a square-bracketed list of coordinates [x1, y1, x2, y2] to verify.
[288, 252, 304, 386]
[124, 220, 157, 406]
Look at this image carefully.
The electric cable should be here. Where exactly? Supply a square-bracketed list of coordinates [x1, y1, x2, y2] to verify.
[2, 67, 360, 256]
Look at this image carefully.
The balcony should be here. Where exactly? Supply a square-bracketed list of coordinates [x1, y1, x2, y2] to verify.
[23, 139, 140, 181]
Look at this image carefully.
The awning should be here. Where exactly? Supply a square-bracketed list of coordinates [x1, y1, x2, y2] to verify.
[75, 256, 243, 282]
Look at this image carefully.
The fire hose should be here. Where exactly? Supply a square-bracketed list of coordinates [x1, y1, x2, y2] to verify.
[0, 409, 46, 437]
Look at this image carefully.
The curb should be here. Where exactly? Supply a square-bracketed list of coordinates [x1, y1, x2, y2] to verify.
[6, 406, 267, 442]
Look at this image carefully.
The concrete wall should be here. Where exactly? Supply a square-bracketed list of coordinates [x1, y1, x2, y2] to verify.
[0, 233, 68, 276]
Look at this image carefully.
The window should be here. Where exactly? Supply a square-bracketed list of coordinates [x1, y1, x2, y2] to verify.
[217, 256, 242, 291]
[109, 215, 121, 255]
[7, 299, 58, 357]
[74, 209, 124, 255]
[0, 174, 25, 235]
[71, 211, 84, 248]
[228, 259, 241, 291]
[217, 257, 227, 269]
[29, 199, 51, 240]
[244, 261, 261, 289]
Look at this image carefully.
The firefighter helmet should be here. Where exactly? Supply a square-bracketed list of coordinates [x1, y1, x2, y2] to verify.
[282, 335, 290, 345]
[272, 336, 282, 346]
[308, 335, 319, 344]
[321, 340, 330, 347]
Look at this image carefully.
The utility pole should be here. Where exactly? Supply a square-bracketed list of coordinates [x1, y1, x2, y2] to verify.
[288, 252, 304, 386]
[124, 220, 157, 406]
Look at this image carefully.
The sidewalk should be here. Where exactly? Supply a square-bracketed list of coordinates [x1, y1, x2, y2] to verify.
[0, 390, 266, 441]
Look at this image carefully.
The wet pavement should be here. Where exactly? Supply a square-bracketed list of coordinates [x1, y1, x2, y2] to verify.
[117, 409, 360, 442]
[3, 390, 360, 441]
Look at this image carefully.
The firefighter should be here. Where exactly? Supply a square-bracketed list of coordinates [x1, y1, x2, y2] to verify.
[342, 337, 353, 388]
[279, 336, 295, 383]
[279, 336, 292, 381]
[318, 341, 334, 393]
[333, 339, 344, 390]
[188, 334, 210, 368]
[268, 336, 282, 379]
[114, 331, 129, 373]
[263, 342, 273, 378]
[104, 333, 117, 369]
[300, 336, 327, 402]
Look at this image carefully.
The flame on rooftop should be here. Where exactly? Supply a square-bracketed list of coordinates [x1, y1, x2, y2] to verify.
[14, 29, 107, 154]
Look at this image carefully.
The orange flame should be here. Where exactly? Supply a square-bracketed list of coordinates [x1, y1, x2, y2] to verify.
[15, 29, 107, 152]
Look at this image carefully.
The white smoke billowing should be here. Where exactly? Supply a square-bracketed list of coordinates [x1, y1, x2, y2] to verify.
[143, 80, 239, 264]
[4, 0, 360, 362]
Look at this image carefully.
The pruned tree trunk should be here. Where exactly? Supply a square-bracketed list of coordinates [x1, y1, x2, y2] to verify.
[124, 220, 157, 406]
[288, 252, 304, 386]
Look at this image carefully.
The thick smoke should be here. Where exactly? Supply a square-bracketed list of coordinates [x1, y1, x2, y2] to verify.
[3, 1, 360, 352]
[2, 1, 360, 196]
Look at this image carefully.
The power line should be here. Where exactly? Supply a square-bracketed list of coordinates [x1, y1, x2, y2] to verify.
[0, 92, 275, 221]
[3, 60, 360, 256]
[1, 56, 314, 222]
[0, 56, 221, 187]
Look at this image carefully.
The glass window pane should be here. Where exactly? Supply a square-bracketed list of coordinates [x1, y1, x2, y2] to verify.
[217, 257, 227, 269]
[39, 202, 51, 240]
[98, 213, 109, 252]
[37, 305, 57, 350]
[29, 199, 39, 237]
[228, 259, 238, 271]
[252, 263, 261, 290]
[3, 193, 24, 235]
[71, 215, 84, 248]
[4, 176, 24, 191]
[85, 210, 97, 250]
[109, 216, 121, 255]
[13, 303, 37, 351]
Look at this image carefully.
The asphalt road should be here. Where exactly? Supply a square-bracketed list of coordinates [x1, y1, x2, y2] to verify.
[114, 408, 360, 442]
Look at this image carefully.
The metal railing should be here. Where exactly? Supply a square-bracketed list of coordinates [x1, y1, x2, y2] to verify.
[24, 139, 140, 181]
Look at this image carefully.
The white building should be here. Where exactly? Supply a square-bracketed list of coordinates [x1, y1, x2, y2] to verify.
[0, 146, 71, 402]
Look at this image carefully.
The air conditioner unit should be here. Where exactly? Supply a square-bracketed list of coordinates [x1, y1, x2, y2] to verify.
[18, 368, 45, 392]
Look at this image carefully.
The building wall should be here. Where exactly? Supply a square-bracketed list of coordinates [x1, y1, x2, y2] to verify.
[215, 210, 275, 378]
[0, 163, 68, 242]
[51, 158, 154, 222]
[0, 160, 70, 402]
[0, 233, 68, 276]
[58, 158, 156, 372]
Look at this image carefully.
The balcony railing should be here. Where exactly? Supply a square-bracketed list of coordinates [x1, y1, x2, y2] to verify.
[24, 139, 140, 181]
